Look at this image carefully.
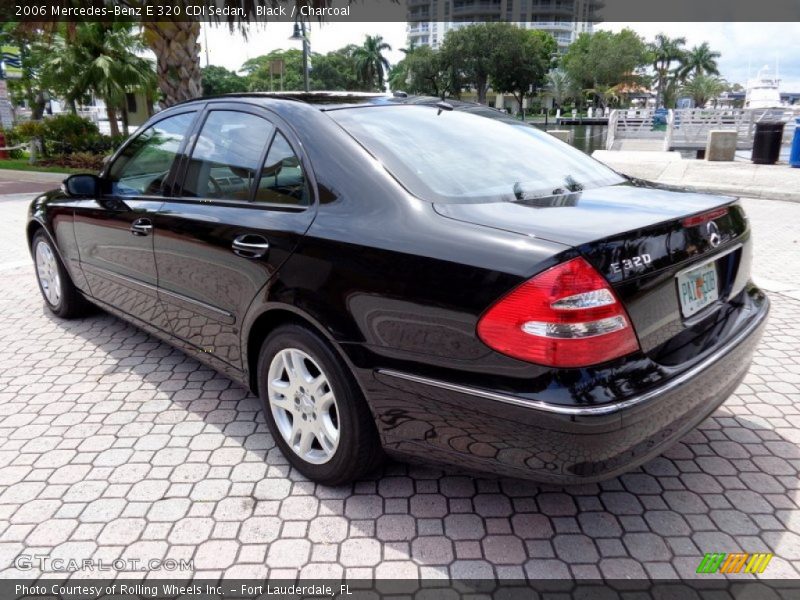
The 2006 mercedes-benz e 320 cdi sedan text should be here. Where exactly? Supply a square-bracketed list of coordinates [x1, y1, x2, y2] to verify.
[28, 93, 769, 485]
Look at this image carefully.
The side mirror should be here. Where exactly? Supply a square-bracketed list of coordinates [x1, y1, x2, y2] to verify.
[62, 174, 99, 197]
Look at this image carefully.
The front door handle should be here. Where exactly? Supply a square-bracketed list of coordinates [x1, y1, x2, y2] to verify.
[130, 218, 153, 236]
[232, 234, 270, 259]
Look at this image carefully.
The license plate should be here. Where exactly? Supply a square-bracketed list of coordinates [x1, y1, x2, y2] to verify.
[677, 261, 719, 318]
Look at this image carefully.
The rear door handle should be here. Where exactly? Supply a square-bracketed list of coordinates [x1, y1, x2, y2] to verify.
[130, 218, 153, 236]
[232, 234, 270, 259]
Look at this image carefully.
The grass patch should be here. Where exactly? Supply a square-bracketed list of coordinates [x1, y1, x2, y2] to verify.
[0, 158, 83, 174]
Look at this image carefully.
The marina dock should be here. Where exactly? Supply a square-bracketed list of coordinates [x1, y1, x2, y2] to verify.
[606, 107, 800, 152]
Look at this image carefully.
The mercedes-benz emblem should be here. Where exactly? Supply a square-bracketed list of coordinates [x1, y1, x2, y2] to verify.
[706, 221, 721, 248]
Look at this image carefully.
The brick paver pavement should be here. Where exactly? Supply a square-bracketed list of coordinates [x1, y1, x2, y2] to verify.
[1, 193, 799, 579]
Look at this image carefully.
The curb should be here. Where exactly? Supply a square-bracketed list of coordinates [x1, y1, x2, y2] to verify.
[667, 183, 800, 204]
[0, 168, 68, 184]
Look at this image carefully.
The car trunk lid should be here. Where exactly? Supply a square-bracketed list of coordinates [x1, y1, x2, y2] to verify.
[434, 183, 751, 360]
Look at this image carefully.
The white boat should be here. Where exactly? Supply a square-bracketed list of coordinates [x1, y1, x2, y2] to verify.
[744, 65, 784, 109]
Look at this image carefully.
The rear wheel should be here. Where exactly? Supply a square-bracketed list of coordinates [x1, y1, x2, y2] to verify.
[257, 324, 382, 485]
[32, 230, 90, 319]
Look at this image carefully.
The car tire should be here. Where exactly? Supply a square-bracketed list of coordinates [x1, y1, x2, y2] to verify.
[32, 230, 91, 319]
[257, 324, 383, 485]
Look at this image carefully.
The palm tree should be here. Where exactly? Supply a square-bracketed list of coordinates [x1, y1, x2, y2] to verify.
[388, 42, 417, 92]
[677, 42, 721, 80]
[33, 34, 85, 113]
[38, 23, 156, 136]
[584, 84, 624, 110]
[649, 34, 686, 108]
[353, 35, 392, 91]
[681, 74, 727, 108]
[142, 21, 202, 108]
[544, 69, 574, 110]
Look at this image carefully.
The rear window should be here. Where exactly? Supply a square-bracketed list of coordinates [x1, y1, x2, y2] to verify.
[330, 105, 623, 203]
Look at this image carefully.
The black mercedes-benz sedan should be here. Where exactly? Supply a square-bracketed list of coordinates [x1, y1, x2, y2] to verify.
[27, 92, 769, 485]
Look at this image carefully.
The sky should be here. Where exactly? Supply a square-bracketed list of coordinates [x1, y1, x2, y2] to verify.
[201, 21, 800, 91]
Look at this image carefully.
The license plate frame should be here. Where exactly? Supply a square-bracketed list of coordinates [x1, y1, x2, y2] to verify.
[676, 260, 719, 318]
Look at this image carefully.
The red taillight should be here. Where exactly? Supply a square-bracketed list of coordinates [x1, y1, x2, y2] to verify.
[477, 257, 640, 368]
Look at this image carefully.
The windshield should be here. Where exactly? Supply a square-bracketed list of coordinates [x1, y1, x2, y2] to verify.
[330, 105, 624, 203]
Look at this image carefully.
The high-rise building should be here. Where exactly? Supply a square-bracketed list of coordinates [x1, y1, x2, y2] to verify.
[406, 0, 596, 51]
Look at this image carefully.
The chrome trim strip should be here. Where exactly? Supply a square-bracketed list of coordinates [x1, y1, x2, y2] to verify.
[83, 263, 234, 321]
[377, 299, 768, 417]
[158, 286, 234, 321]
[82, 263, 159, 295]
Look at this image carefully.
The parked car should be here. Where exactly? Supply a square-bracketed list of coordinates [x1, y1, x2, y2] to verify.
[27, 92, 769, 485]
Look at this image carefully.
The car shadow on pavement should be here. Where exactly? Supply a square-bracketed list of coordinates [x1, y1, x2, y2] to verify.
[19, 302, 800, 579]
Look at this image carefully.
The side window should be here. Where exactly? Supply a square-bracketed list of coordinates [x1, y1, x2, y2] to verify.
[182, 111, 275, 201]
[108, 112, 195, 196]
[254, 132, 310, 206]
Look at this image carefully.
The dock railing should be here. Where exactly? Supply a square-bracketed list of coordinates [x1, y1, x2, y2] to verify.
[605, 108, 665, 150]
[608, 107, 800, 152]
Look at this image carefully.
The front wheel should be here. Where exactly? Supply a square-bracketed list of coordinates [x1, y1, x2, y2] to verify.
[257, 324, 382, 485]
[32, 230, 91, 318]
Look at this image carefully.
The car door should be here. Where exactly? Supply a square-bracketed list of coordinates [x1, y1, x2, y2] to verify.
[154, 105, 317, 369]
[72, 110, 198, 330]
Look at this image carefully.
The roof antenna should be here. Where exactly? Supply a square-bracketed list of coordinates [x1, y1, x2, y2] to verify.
[436, 100, 453, 115]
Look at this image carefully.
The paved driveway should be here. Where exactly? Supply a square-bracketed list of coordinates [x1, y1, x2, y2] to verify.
[1, 191, 799, 579]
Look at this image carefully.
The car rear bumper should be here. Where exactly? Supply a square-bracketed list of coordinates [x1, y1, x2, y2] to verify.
[361, 289, 769, 483]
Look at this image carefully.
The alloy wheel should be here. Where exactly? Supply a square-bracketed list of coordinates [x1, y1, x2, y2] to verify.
[267, 348, 340, 464]
[35, 240, 61, 307]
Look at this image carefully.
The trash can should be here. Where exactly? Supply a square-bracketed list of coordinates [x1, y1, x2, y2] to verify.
[751, 121, 785, 165]
[790, 118, 800, 168]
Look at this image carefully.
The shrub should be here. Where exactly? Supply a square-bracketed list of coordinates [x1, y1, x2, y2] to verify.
[40, 114, 101, 155]
[7, 114, 127, 160]
[5, 120, 46, 158]
[41, 152, 107, 172]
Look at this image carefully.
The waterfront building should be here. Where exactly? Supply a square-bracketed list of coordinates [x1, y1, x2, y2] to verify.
[406, 0, 596, 52]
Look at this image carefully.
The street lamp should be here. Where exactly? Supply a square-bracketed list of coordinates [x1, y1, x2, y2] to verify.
[289, 21, 310, 93]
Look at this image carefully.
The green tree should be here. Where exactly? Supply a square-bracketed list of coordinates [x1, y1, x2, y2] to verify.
[489, 27, 557, 118]
[440, 23, 505, 104]
[389, 45, 458, 98]
[242, 49, 305, 91]
[681, 73, 726, 108]
[677, 42, 721, 80]
[1, 23, 55, 120]
[311, 45, 362, 91]
[352, 35, 392, 91]
[201, 65, 248, 96]
[36, 22, 156, 136]
[649, 33, 687, 107]
[31, 30, 84, 113]
[562, 29, 649, 108]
